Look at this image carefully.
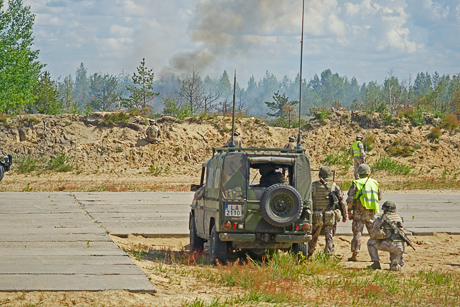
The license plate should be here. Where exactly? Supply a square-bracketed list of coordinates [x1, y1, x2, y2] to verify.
[225, 204, 242, 217]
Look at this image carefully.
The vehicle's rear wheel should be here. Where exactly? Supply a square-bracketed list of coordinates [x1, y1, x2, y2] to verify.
[260, 184, 303, 227]
[0, 165, 4, 182]
[189, 215, 205, 252]
[210, 225, 227, 265]
[292, 242, 308, 259]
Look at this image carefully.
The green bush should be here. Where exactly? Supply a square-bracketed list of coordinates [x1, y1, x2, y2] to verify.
[440, 114, 459, 130]
[322, 147, 352, 171]
[100, 112, 131, 127]
[427, 127, 442, 140]
[372, 156, 412, 175]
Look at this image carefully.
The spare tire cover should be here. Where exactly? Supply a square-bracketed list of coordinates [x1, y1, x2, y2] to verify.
[260, 183, 303, 227]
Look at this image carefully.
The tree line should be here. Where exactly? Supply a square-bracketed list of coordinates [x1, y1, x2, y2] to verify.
[1, 0, 460, 126]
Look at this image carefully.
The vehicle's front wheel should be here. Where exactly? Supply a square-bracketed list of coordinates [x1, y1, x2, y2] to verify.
[210, 225, 227, 265]
[189, 214, 205, 252]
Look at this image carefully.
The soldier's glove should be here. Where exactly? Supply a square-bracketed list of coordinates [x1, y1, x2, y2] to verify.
[342, 217, 347, 223]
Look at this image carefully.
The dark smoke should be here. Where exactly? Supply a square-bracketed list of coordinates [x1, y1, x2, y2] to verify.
[168, 0, 296, 73]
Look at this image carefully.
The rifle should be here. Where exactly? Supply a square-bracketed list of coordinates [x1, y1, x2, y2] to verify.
[320, 179, 344, 217]
[382, 214, 416, 250]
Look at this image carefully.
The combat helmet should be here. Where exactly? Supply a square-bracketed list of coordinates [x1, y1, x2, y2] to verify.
[234, 131, 240, 136]
[357, 163, 371, 175]
[356, 135, 363, 140]
[289, 136, 295, 142]
[382, 201, 396, 213]
[149, 119, 156, 125]
[319, 166, 332, 179]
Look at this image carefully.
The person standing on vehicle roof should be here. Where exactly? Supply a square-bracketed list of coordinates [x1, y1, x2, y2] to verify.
[346, 163, 381, 262]
[224, 131, 243, 148]
[367, 201, 405, 271]
[351, 135, 366, 179]
[283, 136, 296, 149]
[308, 166, 348, 259]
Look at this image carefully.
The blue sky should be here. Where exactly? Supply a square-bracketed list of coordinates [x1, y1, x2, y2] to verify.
[24, 0, 460, 86]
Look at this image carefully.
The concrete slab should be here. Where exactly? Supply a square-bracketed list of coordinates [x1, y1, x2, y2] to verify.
[0, 192, 155, 292]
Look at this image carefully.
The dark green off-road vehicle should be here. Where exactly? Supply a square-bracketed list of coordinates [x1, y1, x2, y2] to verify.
[189, 147, 312, 264]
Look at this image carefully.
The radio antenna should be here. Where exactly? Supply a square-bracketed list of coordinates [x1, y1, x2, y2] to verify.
[297, 0, 305, 149]
[229, 70, 237, 148]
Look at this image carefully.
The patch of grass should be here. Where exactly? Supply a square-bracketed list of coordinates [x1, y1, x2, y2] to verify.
[312, 108, 331, 125]
[387, 139, 415, 157]
[100, 112, 131, 127]
[363, 135, 375, 152]
[20, 117, 40, 125]
[372, 156, 413, 175]
[16, 155, 40, 174]
[149, 162, 170, 176]
[427, 126, 442, 140]
[47, 153, 74, 172]
[321, 147, 353, 171]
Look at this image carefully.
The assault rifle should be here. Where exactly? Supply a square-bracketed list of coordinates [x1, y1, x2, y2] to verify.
[320, 179, 344, 217]
[382, 214, 416, 250]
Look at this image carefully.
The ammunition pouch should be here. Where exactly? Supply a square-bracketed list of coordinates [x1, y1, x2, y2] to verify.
[312, 210, 323, 226]
[334, 208, 342, 222]
[323, 210, 336, 226]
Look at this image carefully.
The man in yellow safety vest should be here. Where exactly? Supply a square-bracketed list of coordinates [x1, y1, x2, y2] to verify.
[346, 163, 382, 262]
[351, 135, 366, 179]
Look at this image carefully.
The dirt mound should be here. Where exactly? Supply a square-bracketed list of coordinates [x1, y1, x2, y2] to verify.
[0, 111, 458, 189]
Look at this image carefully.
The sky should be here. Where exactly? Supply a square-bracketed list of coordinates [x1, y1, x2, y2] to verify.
[23, 0, 460, 86]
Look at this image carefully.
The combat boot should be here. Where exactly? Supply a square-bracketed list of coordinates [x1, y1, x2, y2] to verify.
[390, 260, 401, 271]
[368, 261, 381, 270]
[347, 252, 358, 261]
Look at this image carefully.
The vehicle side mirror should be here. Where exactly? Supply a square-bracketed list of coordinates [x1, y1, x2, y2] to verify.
[190, 184, 201, 192]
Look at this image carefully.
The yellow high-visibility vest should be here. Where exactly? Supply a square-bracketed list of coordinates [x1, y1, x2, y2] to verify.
[353, 177, 380, 213]
[352, 141, 363, 157]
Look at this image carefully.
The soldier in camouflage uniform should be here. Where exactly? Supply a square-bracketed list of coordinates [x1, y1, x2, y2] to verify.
[224, 131, 243, 148]
[308, 166, 348, 258]
[351, 135, 366, 179]
[283, 136, 296, 149]
[346, 163, 381, 261]
[146, 119, 161, 144]
[367, 201, 405, 271]
[258, 164, 285, 187]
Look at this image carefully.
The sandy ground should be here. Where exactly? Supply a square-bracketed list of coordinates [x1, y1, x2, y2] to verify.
[0, 233, 458, 306]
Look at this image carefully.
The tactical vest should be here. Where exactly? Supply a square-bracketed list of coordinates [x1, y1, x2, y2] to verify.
[352, 141, 363, 157]
[312, 180, 333, 211]
[383, 213, 404, 241]
[353, 177, 380, 213]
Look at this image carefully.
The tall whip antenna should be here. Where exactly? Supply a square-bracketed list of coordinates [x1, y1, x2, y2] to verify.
[229, 70, 237, 148]
[297, 0, 305, 149]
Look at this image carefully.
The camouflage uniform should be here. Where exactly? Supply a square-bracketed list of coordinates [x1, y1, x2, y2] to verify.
[367, 212, 405, 270]
[258, 164, 284, 187]
[284, 137, 297, 150]
[309, 179, 348, 256]
[351, 139, 366, 179]
[146, 124, 161, 144]
[346, 180, 381, 255]
[224, 134, 243, 148]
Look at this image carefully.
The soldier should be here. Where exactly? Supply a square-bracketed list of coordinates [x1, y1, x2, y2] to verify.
[346, 163, 381, 262]
[224, 131, 243, 148]
[283, 136, 296, 149]
[146, 119, 161, 144]
[308, 166, 348, 258]
[351, 135, 366, 179]
[367, 201, 405, 271]
[258, 164, 284, 187]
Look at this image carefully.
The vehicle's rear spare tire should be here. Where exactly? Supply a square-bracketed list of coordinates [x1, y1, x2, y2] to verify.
[260, 183, 303, 227]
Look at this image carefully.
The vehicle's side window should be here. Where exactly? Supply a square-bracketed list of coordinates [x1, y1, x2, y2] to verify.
[214, 168, 221, 189]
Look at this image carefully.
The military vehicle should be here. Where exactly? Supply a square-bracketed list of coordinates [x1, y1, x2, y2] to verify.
[189, 147, 312, 264]
[0, 153, 12, 182]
